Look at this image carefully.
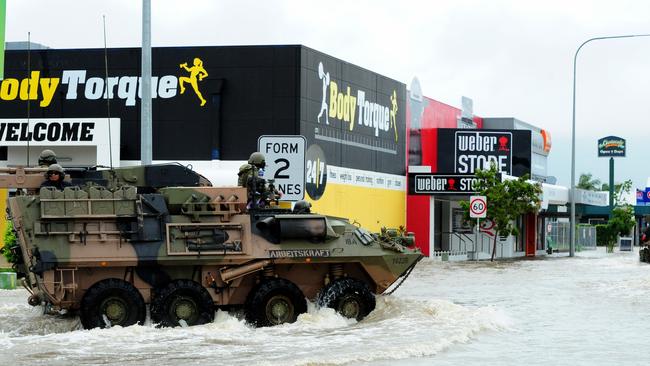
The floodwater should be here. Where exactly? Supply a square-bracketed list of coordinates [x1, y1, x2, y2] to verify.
[1, 248, 648, 365]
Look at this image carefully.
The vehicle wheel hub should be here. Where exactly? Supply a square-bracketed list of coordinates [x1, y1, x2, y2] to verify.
[338, 295, 361, 319]
[266, 295, 294, 324]
[102, 297, 128, 324]
[171, 296, 198, 322]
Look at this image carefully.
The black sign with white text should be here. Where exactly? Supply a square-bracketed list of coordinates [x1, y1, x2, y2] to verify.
[437, 129, 531, 177]
[408, 173, 485, 195]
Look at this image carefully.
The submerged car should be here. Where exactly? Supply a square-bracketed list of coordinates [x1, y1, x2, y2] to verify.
[2, 163, 422, 328]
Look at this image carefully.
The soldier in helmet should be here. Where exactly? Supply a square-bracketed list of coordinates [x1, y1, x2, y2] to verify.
[293, 200, 312, 214]
[238, 152, 267, 208]
[238, 152, 266, 187]
[38, 149, 57, 168]
[40, 164, 71, 190]
[238, 152, 283, 209]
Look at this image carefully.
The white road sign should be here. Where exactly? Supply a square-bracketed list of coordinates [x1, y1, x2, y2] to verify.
[469, 195, 487, 218]
[257, 135, 306, 201]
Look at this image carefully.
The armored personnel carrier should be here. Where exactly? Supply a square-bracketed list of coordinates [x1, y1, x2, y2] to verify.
[2, 164, 422, 328]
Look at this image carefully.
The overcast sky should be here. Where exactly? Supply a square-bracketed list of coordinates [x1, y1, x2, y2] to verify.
[5, 0, 650, 190]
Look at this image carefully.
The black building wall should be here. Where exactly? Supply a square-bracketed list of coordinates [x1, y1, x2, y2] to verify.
[1, 45, 406, 180]
[299, 47, 406, 176]
[2, 45, 301, 160]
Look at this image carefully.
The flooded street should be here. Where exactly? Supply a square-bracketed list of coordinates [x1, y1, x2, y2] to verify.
[2, 248, 648, 365]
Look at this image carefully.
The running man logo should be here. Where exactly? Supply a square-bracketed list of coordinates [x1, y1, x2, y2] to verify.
[179, 57, 208, 107]
[317, 62, 330, 125]
[390, 90, 398, 143]
[316, 61, 398, 141]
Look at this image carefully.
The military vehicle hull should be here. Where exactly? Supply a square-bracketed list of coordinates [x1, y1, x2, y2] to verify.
[6, 165, 422, 328]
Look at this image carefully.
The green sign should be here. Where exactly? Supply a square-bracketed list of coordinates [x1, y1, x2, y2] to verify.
[597, 135, 626, 157]
[0, 0, 5, 80]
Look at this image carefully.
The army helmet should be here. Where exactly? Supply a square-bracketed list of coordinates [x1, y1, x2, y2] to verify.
[47, 163, 65, 176]
[38, 149, 57, 166]
[248, 152, 266, 169]
[293, 200, 312, 213]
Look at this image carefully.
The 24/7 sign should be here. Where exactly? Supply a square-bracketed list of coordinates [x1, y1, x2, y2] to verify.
[258, 135, 306, 201]
[469, 195, 487, 218]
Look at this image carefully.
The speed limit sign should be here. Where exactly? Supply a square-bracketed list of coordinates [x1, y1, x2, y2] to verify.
[469, 195, 487, 218]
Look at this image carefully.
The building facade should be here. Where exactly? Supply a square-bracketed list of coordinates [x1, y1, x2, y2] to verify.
[406, 86, 558, 259]
[0, 45, 407, 233]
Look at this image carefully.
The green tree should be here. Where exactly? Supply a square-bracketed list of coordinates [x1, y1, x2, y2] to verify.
[0, 221, 18, 264]
[460, 165, 543, 261]
[577, 173, 602, 191]
[602, 180, 632, 204]
[601, 182, 624, 192]
[603, 180, 635, 252]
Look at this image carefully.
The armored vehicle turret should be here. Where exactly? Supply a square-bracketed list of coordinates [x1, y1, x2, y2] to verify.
[2, 163, 422, 328]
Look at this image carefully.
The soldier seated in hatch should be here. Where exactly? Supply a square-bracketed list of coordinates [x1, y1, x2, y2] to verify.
[40, 164, 72, 191]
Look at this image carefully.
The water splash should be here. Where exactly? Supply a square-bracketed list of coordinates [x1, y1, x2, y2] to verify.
[0, 289, 510, 366]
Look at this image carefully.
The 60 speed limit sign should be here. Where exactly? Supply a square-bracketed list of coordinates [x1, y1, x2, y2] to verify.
[469, 195, 487, 218]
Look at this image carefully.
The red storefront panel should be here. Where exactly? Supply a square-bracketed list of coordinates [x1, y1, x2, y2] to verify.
[406, 95, 483, 256]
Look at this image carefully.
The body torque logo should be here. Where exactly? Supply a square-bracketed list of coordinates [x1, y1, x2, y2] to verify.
[179, 58, 208, 106]
[317, 61, 398, 141]
[0, 57, 209, 108]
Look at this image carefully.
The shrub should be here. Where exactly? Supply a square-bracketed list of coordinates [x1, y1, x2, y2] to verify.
[1, 221, 19, 263]
[596, 224, 616, 247]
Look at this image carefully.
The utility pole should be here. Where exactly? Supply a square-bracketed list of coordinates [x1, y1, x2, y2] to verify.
[140, 0, 152, 165]
[570, 34, 650, 257]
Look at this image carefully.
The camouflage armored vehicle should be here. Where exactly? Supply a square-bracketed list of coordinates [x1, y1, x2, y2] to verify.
[3, 164, 422, 328]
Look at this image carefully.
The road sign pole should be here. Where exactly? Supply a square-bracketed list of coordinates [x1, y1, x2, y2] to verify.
[470, 195, 487, 261]
[475, 217, 479, 261]
[609, 157, 614, 218]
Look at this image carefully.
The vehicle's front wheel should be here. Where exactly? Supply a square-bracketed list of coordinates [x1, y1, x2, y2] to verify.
[79, 279, 146, 329]
[150, 279, 215, 327]
[245, 278, 307, 327]
[317, 278, 376, 321]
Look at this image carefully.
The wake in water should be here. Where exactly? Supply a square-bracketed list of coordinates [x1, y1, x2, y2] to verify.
[0, 288, 512, 366]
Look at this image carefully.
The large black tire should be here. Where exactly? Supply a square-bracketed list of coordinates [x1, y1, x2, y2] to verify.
[150, 279, 215, 327]
[79, 278, 146, 329]
[245, 278, 307, 327]
[317, 278, 376, 321]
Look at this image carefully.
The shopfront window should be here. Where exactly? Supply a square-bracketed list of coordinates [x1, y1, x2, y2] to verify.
[516, 216, 524, 252]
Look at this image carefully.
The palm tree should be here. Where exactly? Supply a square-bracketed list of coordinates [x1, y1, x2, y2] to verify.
[577, 173, 602, 191]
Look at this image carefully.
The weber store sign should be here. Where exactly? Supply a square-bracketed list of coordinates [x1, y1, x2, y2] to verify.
[437, 129, 531, 177]
[408, 173, 483, 195]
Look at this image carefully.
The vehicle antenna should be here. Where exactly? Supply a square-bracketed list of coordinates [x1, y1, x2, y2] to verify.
[103, 15, 114, 170]
[26, 32, 31, 166]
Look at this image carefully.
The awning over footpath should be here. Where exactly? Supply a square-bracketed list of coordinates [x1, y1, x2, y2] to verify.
[539, 186, 610, 209]
[578, 204, 650, 217]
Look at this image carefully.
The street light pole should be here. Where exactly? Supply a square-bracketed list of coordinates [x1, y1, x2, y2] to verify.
[141, 0, 152, 165]
[570, 34, 650, 257]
